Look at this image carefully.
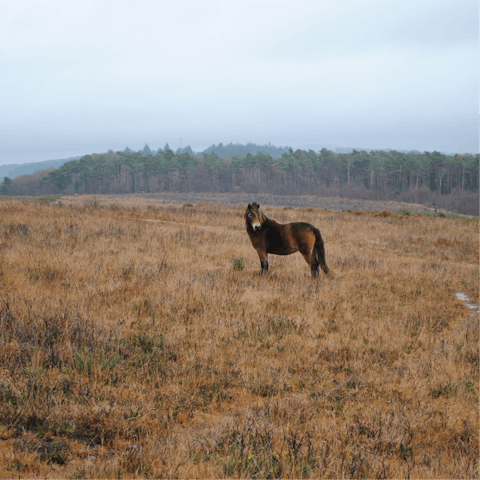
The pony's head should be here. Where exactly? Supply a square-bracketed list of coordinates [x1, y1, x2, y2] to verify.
[245, 202, 265, 232]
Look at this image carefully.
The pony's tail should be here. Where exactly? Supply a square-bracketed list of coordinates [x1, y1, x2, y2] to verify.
[313, 227, 331, 275]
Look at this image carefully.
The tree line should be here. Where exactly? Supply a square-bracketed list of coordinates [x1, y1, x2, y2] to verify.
[1, 147, 478, 214]
[36, 148, 477, 194]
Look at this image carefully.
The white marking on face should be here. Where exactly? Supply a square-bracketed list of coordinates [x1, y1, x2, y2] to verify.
[251, 221, 261, 231]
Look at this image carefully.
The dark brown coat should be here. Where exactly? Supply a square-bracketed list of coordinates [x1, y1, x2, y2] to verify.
[244, 202, 329, 277]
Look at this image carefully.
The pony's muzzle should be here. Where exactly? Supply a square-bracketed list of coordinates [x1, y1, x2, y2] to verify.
[251, 222, 261, 231]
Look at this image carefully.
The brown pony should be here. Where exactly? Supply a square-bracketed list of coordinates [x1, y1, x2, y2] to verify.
[244, 202, 330, 277]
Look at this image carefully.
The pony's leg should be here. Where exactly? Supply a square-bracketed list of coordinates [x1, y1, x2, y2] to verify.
[261, 259, 269, 274]
[311, 258, 320, 278]
[258, 252, 269, 274]
[317, 247, 329, 275]
[301, 252, 318, 278]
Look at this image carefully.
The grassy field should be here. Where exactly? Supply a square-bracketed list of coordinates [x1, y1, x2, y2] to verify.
[0, 198, 478, 478]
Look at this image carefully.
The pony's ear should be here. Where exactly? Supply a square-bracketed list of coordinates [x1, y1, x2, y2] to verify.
[247, 203, 251, 208]
[252, 202, 260, 209]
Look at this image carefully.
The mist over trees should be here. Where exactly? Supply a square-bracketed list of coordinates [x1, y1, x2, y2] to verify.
[127, 142, 289, 157]
[201, 142, 290, 157]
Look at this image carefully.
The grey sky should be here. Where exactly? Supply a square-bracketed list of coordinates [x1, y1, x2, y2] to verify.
[0, 0, 478, 165]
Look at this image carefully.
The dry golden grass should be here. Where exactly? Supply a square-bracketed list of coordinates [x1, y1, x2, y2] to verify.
[0, 197, 478, 479]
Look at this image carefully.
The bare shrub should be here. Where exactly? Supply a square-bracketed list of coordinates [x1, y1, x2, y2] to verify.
[6, 169, 58, 195]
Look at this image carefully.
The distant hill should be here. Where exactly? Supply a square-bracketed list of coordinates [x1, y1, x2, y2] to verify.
[0, 157, 82, 180]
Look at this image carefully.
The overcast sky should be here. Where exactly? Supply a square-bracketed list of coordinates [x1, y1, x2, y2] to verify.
[0, 0, 478, 165]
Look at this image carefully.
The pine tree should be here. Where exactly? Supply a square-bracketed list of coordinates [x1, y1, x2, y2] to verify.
[143, 143, 152, 155]
[0, 176, 12, 195]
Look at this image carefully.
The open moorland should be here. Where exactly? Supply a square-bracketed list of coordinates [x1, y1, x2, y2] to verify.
[0, 197, 478, 478]
[56, 191, 460, 216]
